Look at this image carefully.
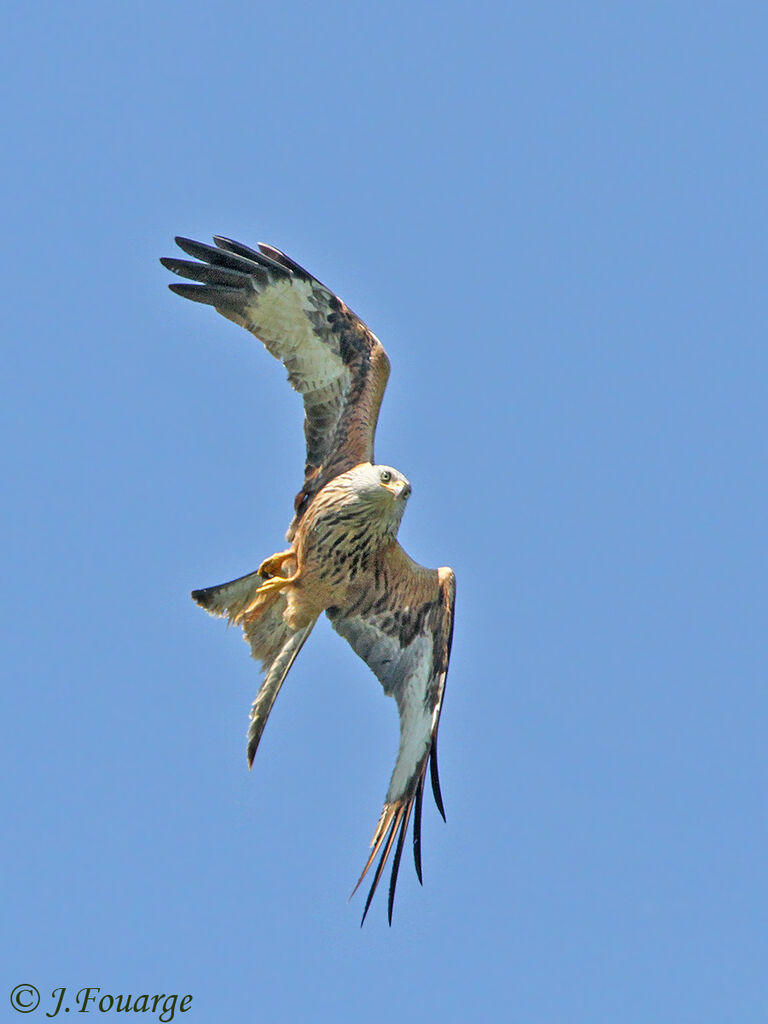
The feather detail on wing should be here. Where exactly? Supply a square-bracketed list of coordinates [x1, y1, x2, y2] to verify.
[326, 545, 456, 924]
[191, 570, 317, 766]
[161, 236, 390, 539]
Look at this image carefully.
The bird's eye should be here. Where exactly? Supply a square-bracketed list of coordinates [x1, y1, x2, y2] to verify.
[380, 470, 392, 483]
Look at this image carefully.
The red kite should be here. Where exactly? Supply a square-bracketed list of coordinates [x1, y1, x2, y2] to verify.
[162, 236, 456, 923]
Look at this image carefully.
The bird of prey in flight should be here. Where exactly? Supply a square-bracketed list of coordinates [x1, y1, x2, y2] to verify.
[161, 235, 456, 923]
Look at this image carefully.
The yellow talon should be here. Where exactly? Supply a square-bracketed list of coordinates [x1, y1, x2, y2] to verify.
[258, 549, 296, 580]
[255, 575, 290, 595]
[235, 569, 296, 623]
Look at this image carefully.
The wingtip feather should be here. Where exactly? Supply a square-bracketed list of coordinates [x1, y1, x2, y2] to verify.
[213, 235, 289, 275]
[430, 741, 446, 821]
[358, 806, 403, 926]
[387, 802, 413, 925]
[413, 776, 425, 884]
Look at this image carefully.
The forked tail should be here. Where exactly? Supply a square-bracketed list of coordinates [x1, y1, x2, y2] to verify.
[191, 568, 318, 765]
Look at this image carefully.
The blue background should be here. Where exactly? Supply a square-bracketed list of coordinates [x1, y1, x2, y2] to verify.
[3, 2, 766, 1021]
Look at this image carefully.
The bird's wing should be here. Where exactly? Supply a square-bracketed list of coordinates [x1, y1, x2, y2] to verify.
[161, 236, 390, 538]
[326, 544, 456, 924]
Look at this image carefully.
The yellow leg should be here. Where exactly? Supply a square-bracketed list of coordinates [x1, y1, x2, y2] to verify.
[237, 565, 299, 621]
[255, 574, 294, 596]
[257, 549, 296, 580]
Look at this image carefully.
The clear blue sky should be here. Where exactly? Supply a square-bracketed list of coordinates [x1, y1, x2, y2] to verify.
[3, 2, 766, 1021]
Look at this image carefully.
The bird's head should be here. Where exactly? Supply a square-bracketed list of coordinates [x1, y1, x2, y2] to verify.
[350, 462, 411, 500]
[374, 464, 412, 501]
[343, 462, 412, 535]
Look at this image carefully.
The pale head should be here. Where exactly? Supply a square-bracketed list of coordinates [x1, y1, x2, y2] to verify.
[338, 462, 412, 537]
[347, 462, 411, 499]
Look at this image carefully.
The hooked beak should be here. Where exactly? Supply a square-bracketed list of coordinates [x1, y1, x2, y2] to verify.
[383, 480, 411, 500]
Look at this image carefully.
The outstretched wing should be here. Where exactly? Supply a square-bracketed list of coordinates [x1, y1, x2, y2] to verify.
[161, 236, 390, 538]
[327, 544, 456, 924]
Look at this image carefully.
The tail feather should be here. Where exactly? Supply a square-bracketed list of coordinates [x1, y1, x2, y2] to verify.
[192, 569, 288, 665]
[191, 569, 265, 622]
[246, 618, 318, 766]
[191, 568, 317, 764]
